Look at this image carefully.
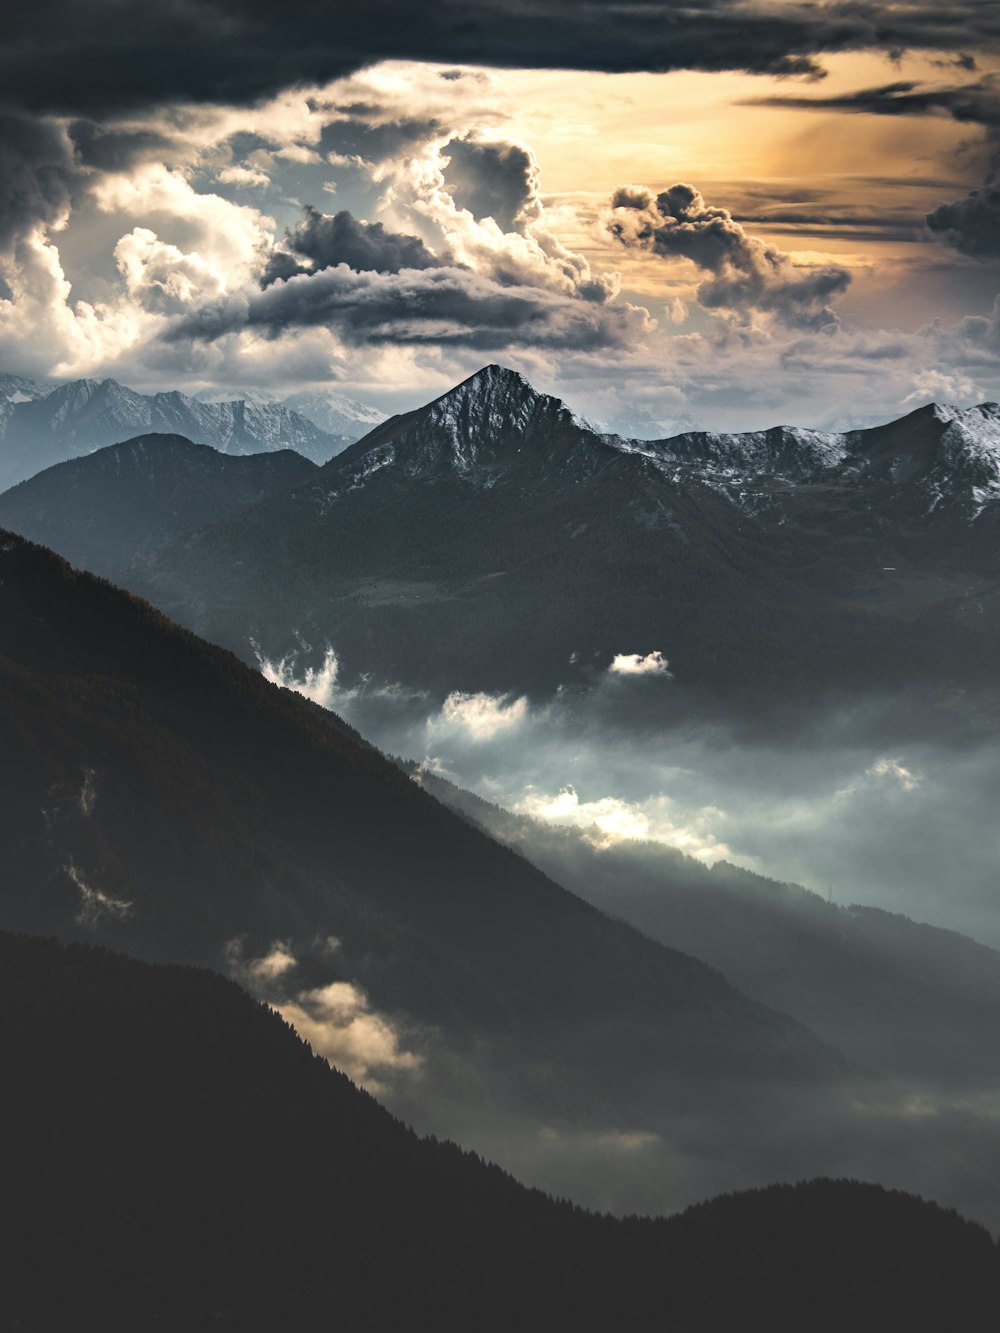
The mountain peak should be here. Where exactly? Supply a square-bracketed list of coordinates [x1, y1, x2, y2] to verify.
[317, 362, 596, 487]
[440, 363, 541, 409]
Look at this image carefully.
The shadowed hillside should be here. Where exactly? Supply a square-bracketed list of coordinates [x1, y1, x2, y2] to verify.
[2, 930, 997, 1333]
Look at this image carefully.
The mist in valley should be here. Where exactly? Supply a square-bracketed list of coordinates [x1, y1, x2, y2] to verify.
[249, 642, 1000, 1228]
[260, 643, 1000, 950]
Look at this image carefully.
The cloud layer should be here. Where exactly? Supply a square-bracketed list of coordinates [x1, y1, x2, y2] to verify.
[170, 261, 648, 351]
[4, 2, 999, 116]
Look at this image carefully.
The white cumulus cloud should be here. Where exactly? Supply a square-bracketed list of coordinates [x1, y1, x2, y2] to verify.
[609, 650, 672, 677]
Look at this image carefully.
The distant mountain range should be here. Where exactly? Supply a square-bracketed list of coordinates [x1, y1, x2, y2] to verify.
[0, 373, 387, 487]
[195, 383, 388, 439]
[6, 929, 997, 1332]
[6, 363, 1000, 724]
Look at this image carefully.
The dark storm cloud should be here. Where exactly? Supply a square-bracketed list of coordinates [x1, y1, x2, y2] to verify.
[442, 138, 540, 233]
[927, 186, 1000, 259]
[3, 2, 1000, 117]
[744, 77, 1000, 131]
[168, 263, 650, 350]
[262, 206, 445, 285]
[67, 121, 179, 173]
[609, 182, 852, 329]
[0, 114, 75, 251]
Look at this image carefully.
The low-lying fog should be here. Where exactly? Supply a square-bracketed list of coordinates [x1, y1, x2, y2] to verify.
[261, 645, 1000, 950]
[250, 644, 1000, 1228]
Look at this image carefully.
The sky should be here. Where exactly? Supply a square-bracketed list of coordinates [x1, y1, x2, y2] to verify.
[2, 3, 1000, 431]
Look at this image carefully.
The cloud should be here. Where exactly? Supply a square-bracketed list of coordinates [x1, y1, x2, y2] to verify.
[0, 114, 75, 253]
[742, 75, 1000, 261]
[277, 981, 421, 1089]
[258, 644, 346, 709]
[745, 77, 1000, 128]
[247, 943, 298, 981]
[67, 120, 179, 173]
[927, 185, 1000, 259]
[114, 226, 228, 314]
[957, 293, 1000, 352]
[384, 130, 621, 305]
[4, 2, 999, 117]
[166, 261, 652, 351]
[608, 182, 852, 330]
[609, 651, 672, 677]
[902, 366, 984, 405]
[432, 691, 528, 741]
[512, 784, 733, 859]
[217, 164, 271, 189]
[836, 755, 922, 798]
[442, 136, 541, 233]
[227, 938, 421, 1091]
[263, 205, 445, 284]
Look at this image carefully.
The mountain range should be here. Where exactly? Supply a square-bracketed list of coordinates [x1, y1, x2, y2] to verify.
[0, 373, 384, 488]
[6, 364, 1000, 1223]
[7, 363, 997, 726]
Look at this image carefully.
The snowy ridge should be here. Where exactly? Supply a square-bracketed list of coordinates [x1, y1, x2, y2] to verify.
[284, 388, 386, 440]
[0, 373, 50, 405]
[924, 405, 1000, 521]
[6, 359, 1000, 527]
[304, 369, 1000, 528]
[0, 376, 346, 487]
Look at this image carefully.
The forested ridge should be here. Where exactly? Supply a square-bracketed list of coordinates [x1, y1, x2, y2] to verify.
[2, 929, 997, 1333]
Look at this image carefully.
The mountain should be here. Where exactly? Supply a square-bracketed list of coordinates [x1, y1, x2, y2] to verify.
[2, 527, 908, 1220]
[284, 385, 388, 439]
[0, 375, 344, 487]
[6, 930, 997, 1333]
[111, 364, 1000, 723]
[0, 434, 316, 578]
[0, 370, 50, 403]
[196, 383, 386, 444]
[411, 765, 1000, 1088]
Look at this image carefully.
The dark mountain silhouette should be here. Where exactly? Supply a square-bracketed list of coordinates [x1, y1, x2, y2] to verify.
[0, 433, 316, 578]
[2, 929, 997, 1333]
[411, 765, 1000, 1087]
[7, 364, 995, 722]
